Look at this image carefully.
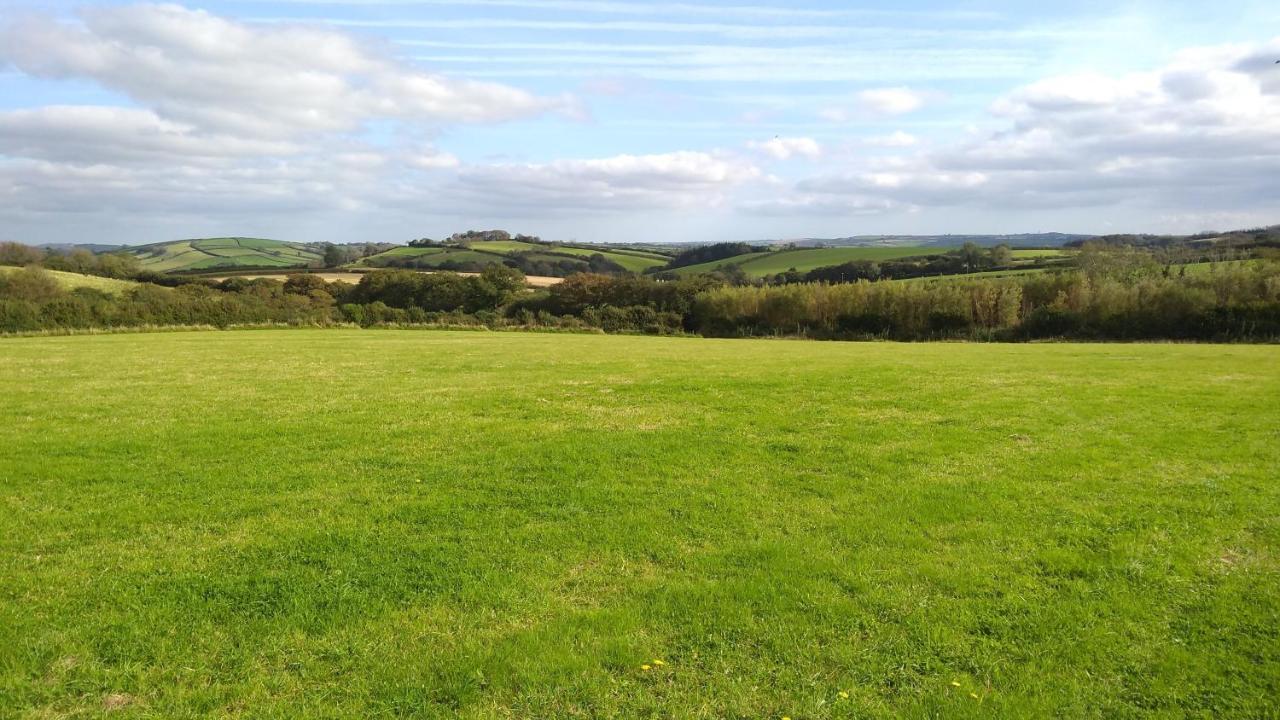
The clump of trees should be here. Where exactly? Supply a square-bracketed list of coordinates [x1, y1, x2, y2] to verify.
[661, 242, 768, 271]
[1, 242, 144, 279]
[319, 242, 397, 268]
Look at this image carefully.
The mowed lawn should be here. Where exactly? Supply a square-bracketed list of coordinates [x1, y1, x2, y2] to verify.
[1, 331, 1278, 718]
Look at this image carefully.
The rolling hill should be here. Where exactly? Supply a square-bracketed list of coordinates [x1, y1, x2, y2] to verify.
[0, 266, 146, 295]
[129, 238, 322, 273]
[355, 240, 671, 275]
[668, 246, 948, 277]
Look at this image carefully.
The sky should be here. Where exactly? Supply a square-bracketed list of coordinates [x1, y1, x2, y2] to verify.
[0, 0, 1278, 246]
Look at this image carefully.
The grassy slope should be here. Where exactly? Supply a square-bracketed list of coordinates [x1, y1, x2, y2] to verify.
[1, 332, 1278, 718]
[672, 247, 945, 277]
[133, 238, 321, 272]
[0, 266, 141, 295]
[358, 243, 669, 273]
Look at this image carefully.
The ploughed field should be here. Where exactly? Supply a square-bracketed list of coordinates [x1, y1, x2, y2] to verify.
[1, 330, 1277, 718]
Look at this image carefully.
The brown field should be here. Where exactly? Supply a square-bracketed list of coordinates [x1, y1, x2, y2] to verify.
[203, 271, 564, 287]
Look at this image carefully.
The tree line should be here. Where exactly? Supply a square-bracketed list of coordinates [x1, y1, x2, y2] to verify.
[2, 242, 1278, 341]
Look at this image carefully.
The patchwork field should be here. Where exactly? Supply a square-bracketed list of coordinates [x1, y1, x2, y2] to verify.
[202, 271, 565, 287]
[130, 238, 322, 272]
[356, 243, 669, 273]
[1, 331, 1277, 718]
[671, 247, 947, 277]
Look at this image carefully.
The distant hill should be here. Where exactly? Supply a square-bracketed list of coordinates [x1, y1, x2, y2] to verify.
[128, 238, 322, 273]
[668, 246, 947, 278]
[41, 243, 130, 254]
[355, 238, 672, 276]
[783, 233, 1092, 249]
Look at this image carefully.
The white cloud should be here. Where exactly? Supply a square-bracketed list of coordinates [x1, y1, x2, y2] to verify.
[0, 4, 572, 138]
[448, 151, 760, 212]
[409, 147, 462, 169]
[819, 87, 927, 123]
[858, 87, 927, 115]
[0, 106, 301, 164]
[866, 131, 920, 148]
[760, 37, 1280, 217]
[747, 136, 822, 160]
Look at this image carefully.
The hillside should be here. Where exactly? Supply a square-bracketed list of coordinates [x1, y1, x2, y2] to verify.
[130, 237, 322, 273]
[0, 266, 144, 295]
[785, 232, 1093, 248]
[669, 246, 947, 277]
[355, 239, 670, 275]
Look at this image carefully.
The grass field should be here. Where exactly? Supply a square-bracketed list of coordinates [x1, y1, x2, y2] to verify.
[2, 331, 1277, 718]
[0, 266, 143, 296]
[358, 243, 669, 273]
[131, 238, 321, 272]
[671, 247, 945, 277]
[1009, 249, 1068, 260]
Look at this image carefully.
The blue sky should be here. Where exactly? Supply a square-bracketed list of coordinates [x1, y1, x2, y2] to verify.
[0, 0, 1278, 245]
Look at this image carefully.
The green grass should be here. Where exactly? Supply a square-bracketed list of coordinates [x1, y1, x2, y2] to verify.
[672, 247, 946, 277]
[1010, 249, 1068, 259]
[1179, 259, 1265, 275]
[0, 267, 143, 296]
[2, 331, 1278, 718]
[361, 243, 669, 273]
[468, 240, 546, 253]
[542, 245, 670, 272]
[900, 267, 1055, 283]
[132, 238, 322, 273]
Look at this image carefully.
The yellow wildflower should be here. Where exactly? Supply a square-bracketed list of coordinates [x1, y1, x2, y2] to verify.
[641, 664, 651, 671]
[838, 691, 849, 699]
[653, 659, 665, 666]
[950, 681, 961, 687]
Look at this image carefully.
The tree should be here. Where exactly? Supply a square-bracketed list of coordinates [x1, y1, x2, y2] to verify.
[989, 244, 1014, 266]
[284, 274, 330, 295]
[0, 242, 44, 267]
[958, 242, 987, 273]
[323, 244, 346, 268]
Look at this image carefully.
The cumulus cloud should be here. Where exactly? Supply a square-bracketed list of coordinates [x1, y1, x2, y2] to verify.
[746, 136, 822, 160]
[0, 106, 300, 165]
[759, 37, 1280, 217]
[0, 3, 583, 225]
[0, 3, 572, 139]
[448, 152, 759, 212]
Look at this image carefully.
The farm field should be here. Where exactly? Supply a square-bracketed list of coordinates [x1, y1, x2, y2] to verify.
[357, 243, 669, 273]
[130, 238, 322, 272]
[202, 271, 565, 287]
[2, 331, 1278, 718]
[671, 246, 947, 277]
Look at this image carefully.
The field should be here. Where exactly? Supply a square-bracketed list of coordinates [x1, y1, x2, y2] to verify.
[202, 271, 565, 288]
[131, 238, 322, 272]
[671, 247, 946, 277]
[0, 266, 142, 296]
[357, 243, 669, 273]
[2, 331, 1278, 718]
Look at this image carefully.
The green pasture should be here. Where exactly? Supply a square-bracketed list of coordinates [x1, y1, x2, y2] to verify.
[0, 267, 143, 296]
[672, 247, 947, 277]
[131, 238, 322, 273]
[1, 331, 1277, 718]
